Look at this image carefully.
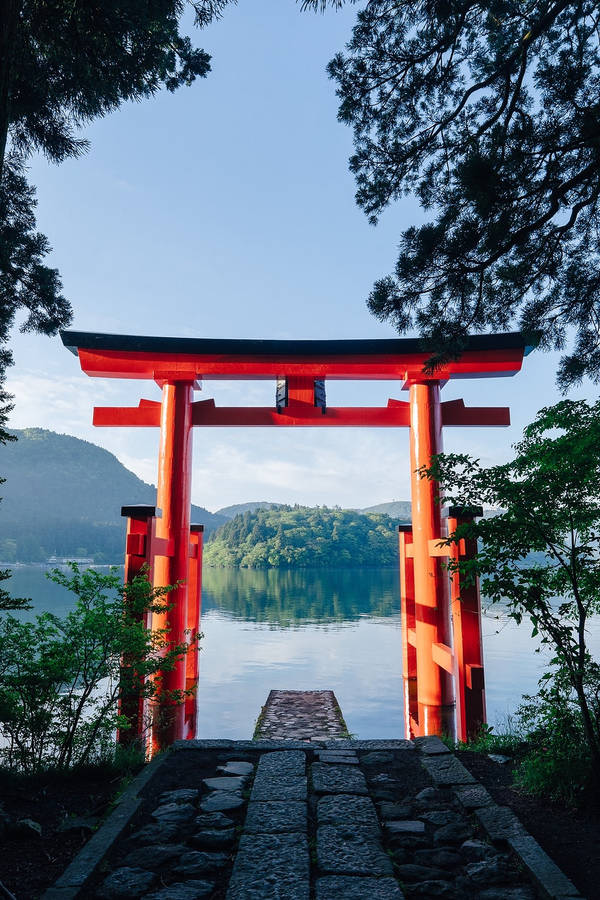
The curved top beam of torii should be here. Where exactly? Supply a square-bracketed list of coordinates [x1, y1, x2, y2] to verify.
[61, 329, 535, 429]
[62, 330, 534, 379]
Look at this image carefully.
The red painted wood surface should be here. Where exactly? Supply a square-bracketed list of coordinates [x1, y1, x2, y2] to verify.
[75, 344, 527, 381]
[399, 526, 417, 740]
[185, 526, 203, 740]
[152, 381, 194, 748]
[119, 507, 157, 750]
[447, 511, 486, 742]
[408, 382, 448, 736]
[93, 398, 510, 429]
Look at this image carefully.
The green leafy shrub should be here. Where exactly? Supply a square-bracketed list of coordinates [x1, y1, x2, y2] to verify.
[514, 663, 598, 806]
[0, 565, 198, 772]
[455, 720, 525, 758]
[426, 399, 600, 790]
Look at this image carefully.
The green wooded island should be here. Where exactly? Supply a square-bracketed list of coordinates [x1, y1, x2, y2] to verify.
[203, 506, 404, 568]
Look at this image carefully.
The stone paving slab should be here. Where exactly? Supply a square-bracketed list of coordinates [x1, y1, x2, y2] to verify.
[316, 875, 405, 899]
[421, 753, 477, 785]
[316, 824, 394, 876]
[315, 749, 357, 757]
[478, 888, 537, 900]
[202, 776, 247, 792]
[317, 753, 360, 764]
[160, 789, 200, 805]
[123, 843, 188, 870]
[173, 740, 314, 751]
[146, 882, 214, 900]
[250, 774, 307, 802]
[171, 851, 229, 878]
[508, 834, 582, 899]
[475, 804, 528, 841]
[348, 740, 414, 750]
[413, 735, 452, 755]
[190, 827, 235, 850]
[96, 866, 157, 898]
[317, 794, 380, 832]
[199, 791, 245, 813]
[218, 761, 254, 776]
[255, 750, 306, 776]
[311, 762, 368, 795]
[226, 833, 310, 900]
[453, 783, 494, 809]
[243, 801, 307, 834]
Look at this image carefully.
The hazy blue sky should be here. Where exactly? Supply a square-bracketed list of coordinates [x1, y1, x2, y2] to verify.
[6, 0, 597, 511]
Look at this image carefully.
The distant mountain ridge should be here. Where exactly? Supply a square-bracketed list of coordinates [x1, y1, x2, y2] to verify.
[359, 500, 412, 519]
[216, 502, 282, 518]
[214, 500, 413, 519]
[0, 428, 416, 564]
[0, 429, 227, 562]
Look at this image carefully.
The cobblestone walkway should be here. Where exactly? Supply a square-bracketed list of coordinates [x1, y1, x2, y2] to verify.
[254, 690, 347, 741]
[59, 737, 581, 900]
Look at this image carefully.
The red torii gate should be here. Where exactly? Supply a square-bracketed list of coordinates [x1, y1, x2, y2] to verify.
[62, 330, 534, 748]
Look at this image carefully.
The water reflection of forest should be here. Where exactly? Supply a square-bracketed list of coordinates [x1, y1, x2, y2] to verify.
[201, 568, 400, 626]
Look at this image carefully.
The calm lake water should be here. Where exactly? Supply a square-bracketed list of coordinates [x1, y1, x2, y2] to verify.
[7, 565, 600, 739]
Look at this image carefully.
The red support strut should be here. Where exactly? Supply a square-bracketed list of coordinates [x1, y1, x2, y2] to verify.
[398, 525, 417, 739]
[408, 381, 456, 736]
[118, 505, 159, 749]
[185, 525, 204, 739]
[447, 507, 486, 742]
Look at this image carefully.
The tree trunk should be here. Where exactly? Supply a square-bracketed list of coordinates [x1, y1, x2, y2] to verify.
[0, 0, 19, 180]
[572, 674, 600, 777]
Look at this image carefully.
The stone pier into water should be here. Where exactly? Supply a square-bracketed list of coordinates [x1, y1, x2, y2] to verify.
[254, 690, 348, 741]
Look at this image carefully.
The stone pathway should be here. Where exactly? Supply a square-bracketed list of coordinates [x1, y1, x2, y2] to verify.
[56, 737, 582, 900]
[254, 690, 347, 740]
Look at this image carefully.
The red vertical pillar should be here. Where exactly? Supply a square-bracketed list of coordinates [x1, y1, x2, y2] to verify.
[447, 506, 486, 741]
[185, 524, 204, 739]
[119, 505, 158, 748]
[408, 380, 452, 735]
[153, 380, 194, 747]
[398, 524, 417, 739]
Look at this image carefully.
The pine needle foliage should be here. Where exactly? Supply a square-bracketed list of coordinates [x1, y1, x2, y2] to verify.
[326, 0, 600, 386]
[0, 0, 222, 441]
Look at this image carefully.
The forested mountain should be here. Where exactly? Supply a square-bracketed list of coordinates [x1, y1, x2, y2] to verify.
[0, 428, 416, 565]
[203, 506, 402, 569]
[217, 500, 412, 520]
[0, 429, 227, 562]
[216, 501, 281, 518]
[360, 500, 412, 519]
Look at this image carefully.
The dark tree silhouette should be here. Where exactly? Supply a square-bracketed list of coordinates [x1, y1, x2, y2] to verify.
[0, 0, 225, 441]
[321, 0, 600, 386]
